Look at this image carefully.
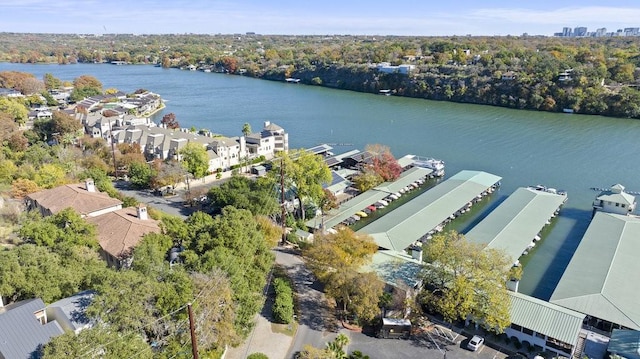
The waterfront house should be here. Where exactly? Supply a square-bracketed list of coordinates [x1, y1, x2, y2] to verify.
[25, 179, 123, 218]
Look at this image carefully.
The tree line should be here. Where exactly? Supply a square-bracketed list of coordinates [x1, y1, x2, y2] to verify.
[2, 33, 640, 118]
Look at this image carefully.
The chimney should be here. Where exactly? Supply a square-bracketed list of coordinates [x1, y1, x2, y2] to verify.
[411, 245, 423, 262]
[264, 120, 271, 127]
[85, 178, 96, 192]
[136, 204, 148, 221]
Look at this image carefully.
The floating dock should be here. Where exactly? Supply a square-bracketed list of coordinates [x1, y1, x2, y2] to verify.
[465, 186, 567, 266]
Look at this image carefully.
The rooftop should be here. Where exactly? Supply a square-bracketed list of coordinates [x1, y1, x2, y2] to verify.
[358, 170, 502, 251]
[87, 206, 160, 259]
[465, 187, 567, 265]
[550, 212, 640, 330]
[26, 182, 123, 217]
[509, 291, 585, 345]
[0, 298, 64, 359]
[307, 166, 432, 230]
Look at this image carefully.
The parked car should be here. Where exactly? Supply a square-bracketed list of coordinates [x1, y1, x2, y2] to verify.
[467, 335, 484, 351]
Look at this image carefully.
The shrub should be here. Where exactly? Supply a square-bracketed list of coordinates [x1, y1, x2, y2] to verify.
[272, 277, 294, 324]
[247, 353, 269, 359]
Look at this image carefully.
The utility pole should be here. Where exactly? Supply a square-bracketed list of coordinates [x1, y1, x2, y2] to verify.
[108, 119, 118, 180]
[187, 303, 199, 359]
[280, 158, 286, 245]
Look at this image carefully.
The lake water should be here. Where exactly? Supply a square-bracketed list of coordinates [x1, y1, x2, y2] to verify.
[3, 62, 640, 299]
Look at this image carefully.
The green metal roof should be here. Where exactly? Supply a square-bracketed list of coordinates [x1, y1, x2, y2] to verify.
[465, 187, 567, 265]
[550, 212, 640, 330]
[305, 167, 432, 230]
[358, 170, 502, 251]
[360, 250, 423, 288]
[509, 291, 585, 345]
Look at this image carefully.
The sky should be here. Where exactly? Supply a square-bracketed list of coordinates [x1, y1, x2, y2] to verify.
[1, 0, 640, 36]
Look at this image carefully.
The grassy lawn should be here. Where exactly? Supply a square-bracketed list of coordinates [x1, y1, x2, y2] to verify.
[271, 321, 298, 337]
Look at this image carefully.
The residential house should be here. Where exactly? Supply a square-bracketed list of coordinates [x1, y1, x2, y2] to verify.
[261, 121, 289, 153]
[45, 290, 95, 334]
[87, 205, 161, 268]
[25, 179, 123, 218]
[0, 298, 64, 359]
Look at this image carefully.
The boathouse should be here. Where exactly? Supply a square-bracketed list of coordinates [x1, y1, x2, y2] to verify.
[465, 186, 567, 267]
[592, 184, 637, 216]
[506, 291, 585, 358]
[550, 211, 640, 332]
[306, 166, 433, 230]
[358, 170, 502, 252]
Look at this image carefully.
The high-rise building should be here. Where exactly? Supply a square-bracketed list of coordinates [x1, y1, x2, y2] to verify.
[562, 27, 572, 37]
[573, 27, 587, 37]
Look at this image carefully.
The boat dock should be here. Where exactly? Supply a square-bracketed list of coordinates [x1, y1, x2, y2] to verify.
[358, 170, 502, 252]
[465, 186, 568, 266]
[306, 166, 433, 230]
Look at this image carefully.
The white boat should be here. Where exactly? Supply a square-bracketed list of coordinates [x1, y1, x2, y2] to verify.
[389, 194, 399, 200]
[377, 199, 389, 206]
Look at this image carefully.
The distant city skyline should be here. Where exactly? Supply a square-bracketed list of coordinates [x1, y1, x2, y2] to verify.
[1, 0, 639, 36]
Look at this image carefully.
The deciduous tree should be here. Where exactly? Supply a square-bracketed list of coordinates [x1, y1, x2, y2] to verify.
[419, 231, 515, 332]
[161, 112, 180, 129]
[180, 142, 209, 179]
[271, 149, 332, 220]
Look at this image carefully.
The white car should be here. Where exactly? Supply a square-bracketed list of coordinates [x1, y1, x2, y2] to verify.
[467, 335, 484, 351]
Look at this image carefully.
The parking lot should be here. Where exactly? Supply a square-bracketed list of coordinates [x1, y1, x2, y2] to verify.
[346, 324, 510, 359]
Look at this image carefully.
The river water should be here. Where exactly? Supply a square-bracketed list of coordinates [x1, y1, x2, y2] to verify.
[3, 62, 640, 299]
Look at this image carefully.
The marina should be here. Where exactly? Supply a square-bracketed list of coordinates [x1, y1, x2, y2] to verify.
[465, 186, 568, 267]
[3, 63, 640, 299]
[356, 170, 502, 252]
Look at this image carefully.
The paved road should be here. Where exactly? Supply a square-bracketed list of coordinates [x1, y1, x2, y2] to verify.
[275, 248, 340, 358]
[346, 323, 509, 359]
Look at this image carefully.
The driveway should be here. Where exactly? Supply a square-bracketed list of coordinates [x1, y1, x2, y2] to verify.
[276, 247, 341, 358]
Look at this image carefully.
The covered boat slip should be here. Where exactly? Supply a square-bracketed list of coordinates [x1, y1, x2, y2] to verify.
[464, 187, 567, 265]
[306, 167, 432, 230]
[550, 212, 640, 330]
[358, 170, 502, 252]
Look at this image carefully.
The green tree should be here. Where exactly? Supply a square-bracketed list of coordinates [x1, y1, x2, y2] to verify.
[242, 122, 252, 136]
[43, 73, 62, 90]
[207, 175, 279, 216]
[179, 142, 209, 179]
[352, 170, 383, 192]
[129, 160, 156, 189]
[271, 149, 332, 220]
[19, 208, 98, 249]
[179, 207, 274, 337]
[42, 327, 152, 359]
[0, 97, 29, 124]
[419, 231, 515, 332]
[34, 163, 67, 188]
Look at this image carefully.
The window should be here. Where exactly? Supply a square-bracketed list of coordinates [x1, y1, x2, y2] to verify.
[511, 324, 522, 332]
[535, 332, 546, 339]
[622, 204, 626, 208]
[522, 327, 534, 336]
[616, 203, 620, 207]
